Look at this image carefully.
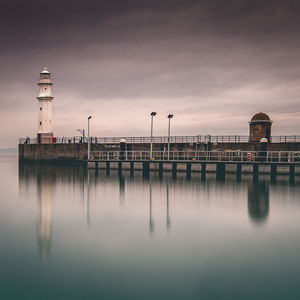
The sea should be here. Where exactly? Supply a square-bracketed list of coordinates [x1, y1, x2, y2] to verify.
[1, 152, 300, 300]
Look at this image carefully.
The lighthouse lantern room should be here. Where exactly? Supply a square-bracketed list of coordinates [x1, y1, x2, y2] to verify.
[37, 67, 54, 144]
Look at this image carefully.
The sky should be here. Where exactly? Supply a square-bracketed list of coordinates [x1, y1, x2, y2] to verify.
[1, 0, 300, 147]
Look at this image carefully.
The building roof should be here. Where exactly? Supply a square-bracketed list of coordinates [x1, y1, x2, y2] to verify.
[251, 112, 271, 122]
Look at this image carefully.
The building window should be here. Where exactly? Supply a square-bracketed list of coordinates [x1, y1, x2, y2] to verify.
[40, 107, 42, 111]
[40, 122, 42, 125]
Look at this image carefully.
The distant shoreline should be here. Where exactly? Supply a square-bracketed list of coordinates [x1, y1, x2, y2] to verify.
[0, 148, 18, 153]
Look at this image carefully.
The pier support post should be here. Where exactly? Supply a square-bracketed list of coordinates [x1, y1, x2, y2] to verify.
[130, 162, 134, 177]
[271, 164, 277, 184]
[143, 162, 150, 178]
[159, 162, 163, 178]
[216, 163, 225, 181]
[236, 164, 241, 182]
[186, 162, 191, 180]
[118, 162, 122, 175]
[106, 161, 110, 175]
[253, 164, 259, 183]
[172, 163, 177, 179]
[289, 165, 295, 185]
[95, 162, 98, 177]
[201, 163, 206, 181]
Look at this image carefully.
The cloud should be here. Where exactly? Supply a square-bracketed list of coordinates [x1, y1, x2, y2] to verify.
[1, 0, 300, 147]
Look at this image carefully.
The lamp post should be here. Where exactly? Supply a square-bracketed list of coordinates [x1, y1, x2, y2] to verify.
[167, 114, 174, 160]
[150, 112, 157, 160]
[87, 116, 92, 160]
[77, 129, 85, 142]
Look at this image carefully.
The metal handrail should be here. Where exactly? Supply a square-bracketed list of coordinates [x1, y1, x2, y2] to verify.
[89, 150, 300, 163]
[19, 135, 300, 144]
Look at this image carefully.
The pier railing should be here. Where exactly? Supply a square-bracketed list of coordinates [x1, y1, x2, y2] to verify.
[19, 135, 300, 144]
[89, 150, 300, 163]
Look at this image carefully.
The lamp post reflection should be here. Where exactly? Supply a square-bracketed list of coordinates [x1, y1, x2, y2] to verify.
[166, 182, 171, 231]
[87, 169, 90, 226]
[149, 182, 154, 234]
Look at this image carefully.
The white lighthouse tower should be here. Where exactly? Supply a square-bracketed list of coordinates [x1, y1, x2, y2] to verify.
[37, 67, 54, 143]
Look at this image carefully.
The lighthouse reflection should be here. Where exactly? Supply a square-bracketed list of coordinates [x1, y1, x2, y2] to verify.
[18, 164, 87, 260]
[18, 164, 278, 261]
[36, 171, 54, 260]
[247, 181, 270, 224]
[19, 165, 56, 260]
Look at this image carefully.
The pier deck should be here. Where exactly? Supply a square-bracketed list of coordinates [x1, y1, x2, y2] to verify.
[86, 150, 300, 182]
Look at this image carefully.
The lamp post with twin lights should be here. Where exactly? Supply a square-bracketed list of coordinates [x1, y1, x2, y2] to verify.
[167, 114, 174, 160]
[150, 112, 157, 160]
[87, 116, 92, 160]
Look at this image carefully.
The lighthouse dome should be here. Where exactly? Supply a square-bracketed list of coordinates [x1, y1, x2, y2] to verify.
[41, 67, 50, 74]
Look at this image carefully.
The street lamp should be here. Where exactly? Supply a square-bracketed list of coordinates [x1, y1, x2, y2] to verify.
[77, 129, 85, 142]
[87, 116, 92, 160]
[167, 114, 174, 160]
[150, 112, 157, 160]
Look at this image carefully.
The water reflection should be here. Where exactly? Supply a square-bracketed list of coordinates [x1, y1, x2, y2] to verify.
[166, 182, 171, 231]
[248, 182, 269, 224]
[11, 161, 300, 299]
[37, 170, 54, 260]
[119, 174, 125, 206]
[149, 182, 154, 234]
[87, 170, 90, 226]
[19, 165, 57, 260]
[18, 163, 298, 260]
[19, 164, 87, 260]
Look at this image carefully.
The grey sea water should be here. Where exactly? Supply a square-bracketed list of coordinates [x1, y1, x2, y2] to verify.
[1, 153, 300, 300]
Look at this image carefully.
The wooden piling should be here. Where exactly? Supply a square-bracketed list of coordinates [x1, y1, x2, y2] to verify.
[253, 164, 259, 183]
[201, 163, 206, 174]
[216, 163, 225, 181]
[289, 165, 295, 184]
[270, 164, 277, 184]
[143, 162, 150, 177]
[186, 162, 191, 180]
[106, 161, 110, 175]
[201, 163, 206, 181]
[172, 163, 177, 179]
[159, 162, 163, 175]
[118, 162, 122, 175]
[130, 162, 134, 176]
[236, 164, 241, 182]
[95, 162, 98, 176]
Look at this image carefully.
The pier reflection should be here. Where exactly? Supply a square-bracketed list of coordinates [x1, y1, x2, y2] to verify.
[247, 181, 269, 224]
[18, 163, 291, 259]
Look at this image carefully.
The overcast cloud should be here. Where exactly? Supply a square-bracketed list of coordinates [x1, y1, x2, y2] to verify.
[1, 0, 300, 147]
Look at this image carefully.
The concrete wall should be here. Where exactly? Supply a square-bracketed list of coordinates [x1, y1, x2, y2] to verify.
[19, 143, 105, 163]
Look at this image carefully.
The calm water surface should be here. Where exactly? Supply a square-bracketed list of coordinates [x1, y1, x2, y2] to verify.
[1, 154, 300, 299]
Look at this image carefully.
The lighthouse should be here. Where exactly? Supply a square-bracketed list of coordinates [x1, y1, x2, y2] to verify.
[37, 67, 54, 144]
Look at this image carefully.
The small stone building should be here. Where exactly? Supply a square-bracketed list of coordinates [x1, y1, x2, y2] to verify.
[249, 112, 272, 142]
